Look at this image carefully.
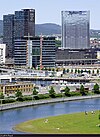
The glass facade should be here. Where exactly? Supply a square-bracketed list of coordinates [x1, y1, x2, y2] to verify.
[3, 9, 35, 58]
[62, 11, 90, 49]
[14, 9, 35, 39]
[3, 14, 14, 58]
[14, 39, 27, 66]
[32, 37, 56, 68]
[14, 37, 56, 68]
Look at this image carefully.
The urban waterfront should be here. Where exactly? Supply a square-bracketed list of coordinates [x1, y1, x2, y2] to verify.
[0, 98, 100, 134]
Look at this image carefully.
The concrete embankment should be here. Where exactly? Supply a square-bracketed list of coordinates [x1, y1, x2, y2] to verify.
[0, 95, 100, 111]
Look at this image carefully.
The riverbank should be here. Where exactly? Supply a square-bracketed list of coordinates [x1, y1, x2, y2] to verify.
[0, 94, 100, 111]
[14, 110, 100, 134]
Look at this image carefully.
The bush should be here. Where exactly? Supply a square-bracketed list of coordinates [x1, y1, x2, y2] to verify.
[70, 91, 81, 96]
[34, 96, 39, 100]
[22, 96, 32, 101]
[44, 94, 50, 99]
[38, 94, 50, 99]
[55, 93, 63, 98]
[2, 99, 15, 104]
[38, 94, 45, 99]
[16, 97, 23, 102]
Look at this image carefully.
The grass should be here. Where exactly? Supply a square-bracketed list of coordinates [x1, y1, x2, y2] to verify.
[14, 110, 100, 134]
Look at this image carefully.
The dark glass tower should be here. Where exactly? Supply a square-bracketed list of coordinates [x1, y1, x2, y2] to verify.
[3, 9, 35, 58]
[3, 14, 14, 58]
[61, 11, 90, 49]
[14, 9, 35, 39]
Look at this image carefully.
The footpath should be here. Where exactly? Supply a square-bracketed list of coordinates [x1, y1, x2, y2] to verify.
[0, 94, 100, 111]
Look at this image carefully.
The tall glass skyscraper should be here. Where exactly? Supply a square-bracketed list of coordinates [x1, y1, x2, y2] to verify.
[3, 9, 35, 58]
[3, 14, 14, 58]
[14, 9, 35, 39]
[61, 11, 90, 49]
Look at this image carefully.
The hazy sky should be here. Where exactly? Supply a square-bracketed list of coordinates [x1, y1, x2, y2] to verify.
[0, 0, 100, 29]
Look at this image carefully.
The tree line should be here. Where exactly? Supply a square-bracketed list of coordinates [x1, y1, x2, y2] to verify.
[0, 83, 99, 104]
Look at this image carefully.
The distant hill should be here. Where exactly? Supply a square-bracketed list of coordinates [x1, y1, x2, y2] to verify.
[35, 23, 61, 35]
[0, 20, 100, 37]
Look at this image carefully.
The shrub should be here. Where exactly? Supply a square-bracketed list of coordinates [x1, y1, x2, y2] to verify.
[55, 93, 63, 98]
[16, 97, 23, 102]
[38, 94, 50, 99]
[22, 96, 32, 101]
[70, 91, 81, 96]
[38, 94, 45, 99]
[2, 99, 15, 104]
[34, 95, 39, 100]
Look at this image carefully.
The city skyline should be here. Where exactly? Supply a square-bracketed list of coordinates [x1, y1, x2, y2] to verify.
[0, 0, 100, 29]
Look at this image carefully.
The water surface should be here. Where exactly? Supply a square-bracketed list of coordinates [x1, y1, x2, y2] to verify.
[0, 98, 100, 134]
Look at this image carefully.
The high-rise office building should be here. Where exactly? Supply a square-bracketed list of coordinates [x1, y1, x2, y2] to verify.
[14, 36, 56, 68]
[3, 9, 35, 58]
[3, 14, 14, 58]
[14, 9, 35, 39]
[61, 11, 90, 49]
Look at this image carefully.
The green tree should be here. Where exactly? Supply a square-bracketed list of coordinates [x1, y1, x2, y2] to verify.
[48, 86, 56, 98]
[88, 70, 91, 74]
[33, 87, 38, 95]
[71, 69, 73, 73]
[97, 69, 99, 74]
[78, 69, 80, 74]
[52, 68, 55, 72]
[75, 69, 77, 74]
[81, 69, 83, 74]
[92, 69, 94, 74]
[0, 92, 4, 99]
[63, 68, 66, 74]
[49, 68, 51, 71]
[55, 40, 61, 47]
[80, 85, 87, 96]
[66, 69, 69, 73]
[64, 86, 70, 97]
[93, 83, 100, 94]
[15, 89, 23, 101]
[56, 68, 59, 72]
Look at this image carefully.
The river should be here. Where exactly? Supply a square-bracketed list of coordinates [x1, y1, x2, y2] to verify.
[0, 98, 100, 134]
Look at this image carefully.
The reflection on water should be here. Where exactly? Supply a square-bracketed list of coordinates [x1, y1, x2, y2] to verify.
[0, 98, 100, 134]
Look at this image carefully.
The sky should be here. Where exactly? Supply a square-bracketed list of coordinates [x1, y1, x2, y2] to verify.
[0, 0, 100, 29]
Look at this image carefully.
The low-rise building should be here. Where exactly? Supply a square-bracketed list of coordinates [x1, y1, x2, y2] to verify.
[0, 82, 35, 96]
[56, 47, 100, 65]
